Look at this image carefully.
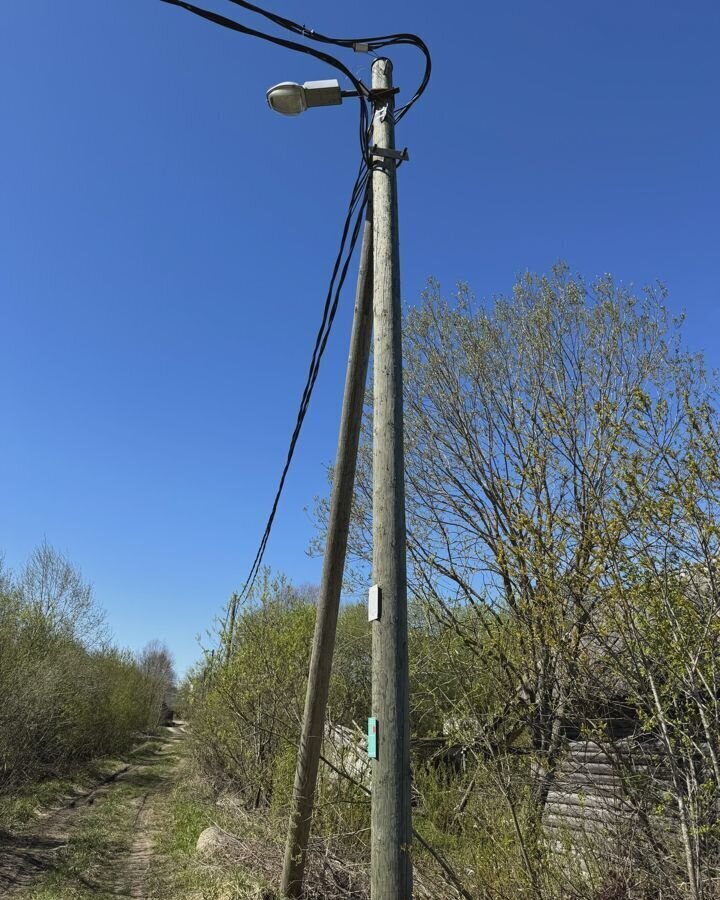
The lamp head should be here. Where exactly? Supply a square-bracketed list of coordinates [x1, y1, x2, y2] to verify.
[266, 82, 306, 116]
[266, 79, 343, 116]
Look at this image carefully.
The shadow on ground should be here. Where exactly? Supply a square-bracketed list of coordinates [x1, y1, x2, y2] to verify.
[0, 728, 183, 896]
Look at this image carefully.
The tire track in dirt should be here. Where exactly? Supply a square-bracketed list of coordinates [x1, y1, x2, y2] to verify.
[0, 762, 137, 893]
[122, 725, 186, 900]
[126, 791, 152, 899]
[0, 725, 185, 897]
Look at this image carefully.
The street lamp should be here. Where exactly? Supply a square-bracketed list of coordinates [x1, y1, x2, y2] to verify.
[276, 58, 412, 900]
[156, 8, 426, 898]
[266, 78, 343, 116]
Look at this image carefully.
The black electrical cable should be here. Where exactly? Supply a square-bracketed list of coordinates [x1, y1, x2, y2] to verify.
[157, 0, 431, 614]
[236, 168, 371, 602]
[159, 0, 431, 152]
[218, 0, 431, 119]
[159, 0, 372, 157]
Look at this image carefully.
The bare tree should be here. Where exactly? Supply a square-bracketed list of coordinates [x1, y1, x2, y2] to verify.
[138, 640, 177, 727]
[20, 541, 106, 646]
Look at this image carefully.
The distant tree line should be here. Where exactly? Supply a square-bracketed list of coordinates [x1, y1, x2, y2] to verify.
[0, 543, 175, 790]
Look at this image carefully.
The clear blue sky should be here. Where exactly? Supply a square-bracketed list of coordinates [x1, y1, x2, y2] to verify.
[1, 0, 718, 675]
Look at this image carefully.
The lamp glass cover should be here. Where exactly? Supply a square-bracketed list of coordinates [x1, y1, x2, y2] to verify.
[266, 82, 307, 116]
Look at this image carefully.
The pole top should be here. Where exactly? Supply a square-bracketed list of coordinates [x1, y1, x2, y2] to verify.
[371, 57, 394, 77]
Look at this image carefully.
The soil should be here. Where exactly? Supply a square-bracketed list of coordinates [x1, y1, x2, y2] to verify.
[0, 724, 186, 898]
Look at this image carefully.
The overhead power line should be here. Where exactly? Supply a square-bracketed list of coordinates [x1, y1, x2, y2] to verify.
[236, 164, 371, 603]
[157, 0, 431, 607]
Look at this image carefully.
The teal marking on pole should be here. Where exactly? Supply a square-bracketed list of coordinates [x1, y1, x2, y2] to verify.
[367, 717, 378, 759]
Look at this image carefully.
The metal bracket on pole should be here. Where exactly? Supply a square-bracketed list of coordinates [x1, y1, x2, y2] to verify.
[370, 144, 410, 163]
[369, 86, 400, 102]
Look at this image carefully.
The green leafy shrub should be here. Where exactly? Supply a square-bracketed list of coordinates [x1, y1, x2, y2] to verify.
[0, 545, 173, 792]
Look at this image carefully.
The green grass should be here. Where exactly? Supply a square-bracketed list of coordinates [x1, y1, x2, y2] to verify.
[0, 735, 167, 836]
[15, 785, 141, 900]
[0, 757, 125, 835]
[5, 736, 276, 900]
[147, 774, 275, 900]
[8, 737, 181, 900]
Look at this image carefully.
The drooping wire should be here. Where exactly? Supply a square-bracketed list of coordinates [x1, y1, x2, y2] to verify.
[159, 0, 372, 157]
[218, 0, 431, 120]
[157, 0, 431, 632]
[235, 166, 371, 605]
[158, 0, 431, 150]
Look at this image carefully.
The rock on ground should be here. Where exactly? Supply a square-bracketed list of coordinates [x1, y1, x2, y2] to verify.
[196, 825, 242, 859]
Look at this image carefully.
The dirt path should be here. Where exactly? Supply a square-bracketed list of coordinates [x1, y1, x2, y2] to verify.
[122, 729, 186, 899]
[126, 790, 153, 898]
[0, 724, 186, 899]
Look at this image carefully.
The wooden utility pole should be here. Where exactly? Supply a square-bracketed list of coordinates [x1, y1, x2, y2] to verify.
[280, 200, 374, 899]
[370, 57, 412, 900]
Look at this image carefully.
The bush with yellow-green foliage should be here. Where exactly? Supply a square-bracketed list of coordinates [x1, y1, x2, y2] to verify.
[0, 543, 174, 791]
[182, 570, 525, 897]
[184, 268, 720, 898]
[185, 572, 315, 807]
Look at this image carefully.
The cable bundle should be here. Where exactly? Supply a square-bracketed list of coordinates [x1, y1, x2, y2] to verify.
[158, 0, 431, 607]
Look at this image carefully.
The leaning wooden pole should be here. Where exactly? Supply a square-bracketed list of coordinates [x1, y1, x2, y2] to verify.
[280, 198, 374, 899]
[370, 57, 413, 900]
